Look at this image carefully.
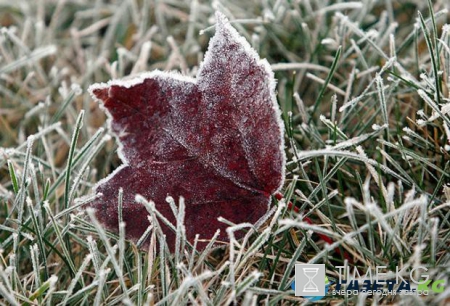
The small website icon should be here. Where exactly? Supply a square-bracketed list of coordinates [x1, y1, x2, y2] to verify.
[295, 264, 325, 296]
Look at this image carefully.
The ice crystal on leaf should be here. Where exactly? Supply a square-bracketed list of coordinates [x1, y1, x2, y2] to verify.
[88, 12, 285, 251]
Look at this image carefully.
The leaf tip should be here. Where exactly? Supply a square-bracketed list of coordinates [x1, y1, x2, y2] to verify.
[88, 83, 109, 102]
[215, 11, 228, 28]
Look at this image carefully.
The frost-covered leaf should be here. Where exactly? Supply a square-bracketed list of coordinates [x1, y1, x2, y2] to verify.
[88, 12, 285, 251]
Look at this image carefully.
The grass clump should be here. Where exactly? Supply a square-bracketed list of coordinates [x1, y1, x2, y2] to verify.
[0, 0, 449, 305]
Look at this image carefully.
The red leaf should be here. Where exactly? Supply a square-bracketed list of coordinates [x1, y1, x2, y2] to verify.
[88, 12, 285, 251]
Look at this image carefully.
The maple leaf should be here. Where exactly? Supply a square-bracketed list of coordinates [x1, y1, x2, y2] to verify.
[88, 12, 285, 251]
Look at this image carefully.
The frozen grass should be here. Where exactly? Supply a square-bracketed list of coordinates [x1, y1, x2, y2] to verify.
[0, 0, 449, 305]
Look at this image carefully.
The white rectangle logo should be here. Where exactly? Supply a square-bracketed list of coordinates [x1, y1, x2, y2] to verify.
[295, 264, 326, 296]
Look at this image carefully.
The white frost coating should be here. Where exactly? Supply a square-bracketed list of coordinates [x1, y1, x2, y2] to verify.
[49, 275, 58, 284]
[22, 233, 34, 241]
[416, 119, 426, 126]
[87, 69, 199, 192]
[197, 11, 286, 194]
[443, 122, 450, 144]
[88, 70, 195, 94]
[372, 124, 381, 130]
[71, 83, 82, 95]
[441, 103, 450, 115]
[321, 38, 337, 45]
[88, 11, 286, 197]
[27, 134, 35, 143]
